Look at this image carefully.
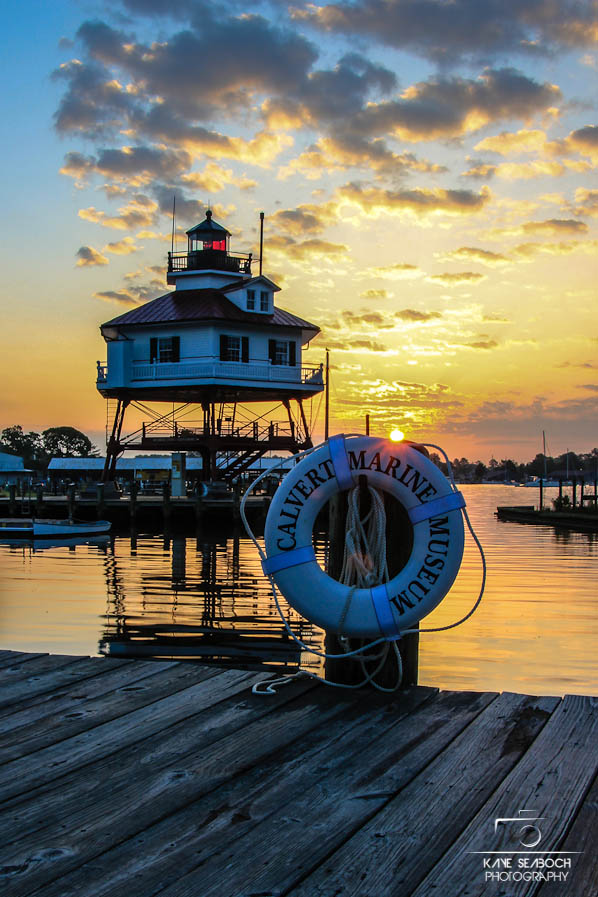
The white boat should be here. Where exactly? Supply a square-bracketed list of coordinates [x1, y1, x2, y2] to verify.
[0, 518, 111, 537]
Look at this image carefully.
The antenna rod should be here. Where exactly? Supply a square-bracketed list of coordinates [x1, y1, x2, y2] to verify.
[259, 211, 264, 276]
[324, 348, 330, 441]
[171, 195, 176, 254]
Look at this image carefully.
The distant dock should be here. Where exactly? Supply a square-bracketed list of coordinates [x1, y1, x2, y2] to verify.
[497, 504, 598, 532]
[0, 490, 269, 527]
[0, 650, 596, 896]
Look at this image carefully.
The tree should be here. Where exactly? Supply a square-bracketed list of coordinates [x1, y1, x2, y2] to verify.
[41, 427, 96, 457]
[0, 425, 43, 462]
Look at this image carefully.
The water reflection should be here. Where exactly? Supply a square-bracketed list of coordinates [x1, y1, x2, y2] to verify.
[98, 527, 321, 671]
[0, 485, 597, 694]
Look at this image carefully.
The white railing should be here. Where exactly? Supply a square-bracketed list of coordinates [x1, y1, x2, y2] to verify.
[127, 360, 324, 385]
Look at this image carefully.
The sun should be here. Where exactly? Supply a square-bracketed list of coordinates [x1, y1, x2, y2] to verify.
[389, 428, 405, 442]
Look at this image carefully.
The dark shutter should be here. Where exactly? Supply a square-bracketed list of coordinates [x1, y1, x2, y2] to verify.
[288, 341, 296, 367]
[241, 336, 249, 363]
[220, 335, 227, 361]
[268, 339, 277, 365]
[150, 337, 158, 363]
[172, 336, 180, 363]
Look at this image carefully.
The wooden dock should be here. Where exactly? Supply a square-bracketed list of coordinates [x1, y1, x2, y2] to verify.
[0, 651, 596, 897]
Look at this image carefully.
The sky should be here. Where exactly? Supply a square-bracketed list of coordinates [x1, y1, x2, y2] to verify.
[1, 0, 597, 462]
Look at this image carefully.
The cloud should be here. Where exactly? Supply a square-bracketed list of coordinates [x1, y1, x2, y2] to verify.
[439, 247, 510, 266]
[75, 245, 109, 267]
[323, 336, 393, 353]
[427, 271, 487, 285]
[573, 188, 598, 217]
[268, 235, 349, 262]
[102, 237, 142, 255]
[343, 69, 561, 142]
[71, 16, 318, 125]
[475, 128, 548, 155]
[512, 239, 598, 258]
[78, 195, 159, 230]
[360, 289, 391, 299]
[367, 263, 422, 280]
[291, 0, 598, 64]
[181, 163, 257, 193]
[94, 289, 139, 304]
[396, 308, 442, 322]
[523, 218, 588, 236]
[466, 339, 499, 349]
[263, 52, 396, 129]
[269, 202, 337, 236]
[338, 183, 491, 218]
[278, 136, 445, 180]
[61, 145, 192, 186]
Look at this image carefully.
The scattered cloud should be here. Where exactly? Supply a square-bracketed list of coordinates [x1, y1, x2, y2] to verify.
[102, 237, 142, 255]
[291, 0, 598, 64]
[338, 183, 491, 218]
[78, 195, 159, 230]
[427, 271, 487, 285]
[75, 245, 108, 267]
[439, 247, 510, 266]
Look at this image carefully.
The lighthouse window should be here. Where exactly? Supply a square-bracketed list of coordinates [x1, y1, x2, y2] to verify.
[269, 339, 296, 366]
[220, 334, 249, 363]
[150, 336, 180, 363]
[247, 289, 256, 310]
[260, 291, 270, 311]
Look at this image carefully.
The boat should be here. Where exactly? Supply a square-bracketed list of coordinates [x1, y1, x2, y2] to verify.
[0, 518, 111, 537]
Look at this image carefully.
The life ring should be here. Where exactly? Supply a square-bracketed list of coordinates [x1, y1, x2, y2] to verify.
[262, 435, 465, 638]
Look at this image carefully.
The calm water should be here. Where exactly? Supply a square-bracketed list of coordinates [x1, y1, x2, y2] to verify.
[0, 485, 596, 696]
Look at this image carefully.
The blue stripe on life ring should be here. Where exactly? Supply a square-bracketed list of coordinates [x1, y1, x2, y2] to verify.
[262, 545, 316, 576]
[328, 434, 353, 491]
[408, 491, 465, 524]
[370, 583, 401, 638]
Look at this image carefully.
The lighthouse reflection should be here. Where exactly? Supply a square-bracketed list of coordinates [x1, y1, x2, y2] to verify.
[99, 528, 321, 670]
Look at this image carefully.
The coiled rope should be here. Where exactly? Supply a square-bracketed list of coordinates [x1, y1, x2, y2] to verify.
[241, 437, 486, 695]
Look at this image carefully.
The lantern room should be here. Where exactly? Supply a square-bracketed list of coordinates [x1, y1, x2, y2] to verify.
[186, 209, 230, 254]
[167, 209, 252, 284]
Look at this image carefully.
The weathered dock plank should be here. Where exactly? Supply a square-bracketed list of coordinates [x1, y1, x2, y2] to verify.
[0, 666, 259, 807]
[409, 693, 598, 897]
[0, 682, 346, 894]
[287, 692, 559, 897]
[537, 765, 598, 897]
[0, 654, 595, 897]
[0, 659, 226, 761]
[23, 686, 438, 897]
[0, 652, 47, 671]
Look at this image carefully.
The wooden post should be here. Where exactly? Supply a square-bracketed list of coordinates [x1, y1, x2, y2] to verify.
[35, 484, 44, 516]
[96, 483, 105, 519]
[572, 478, 577, 509]
[365, 414, 370, 436]
[8, 484, 17, 516]
[324, 488, 418, 688]
[129, 480, 138, 524]
[539, 478, 543, 511]
[67, 484, 76, 520]
[194, 481, 204, 527]
[162, 482, 172, 525]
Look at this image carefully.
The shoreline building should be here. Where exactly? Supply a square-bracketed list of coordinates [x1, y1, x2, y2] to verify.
[96, 211, 324, 482]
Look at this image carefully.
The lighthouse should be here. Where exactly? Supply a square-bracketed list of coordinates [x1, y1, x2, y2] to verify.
[96, 211, 324, 482]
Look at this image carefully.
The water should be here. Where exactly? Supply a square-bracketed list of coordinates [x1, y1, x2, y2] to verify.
[0, 485, 596, 696]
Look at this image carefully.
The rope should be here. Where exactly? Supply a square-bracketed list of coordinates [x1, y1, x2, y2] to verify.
[240, 436, 486, 695]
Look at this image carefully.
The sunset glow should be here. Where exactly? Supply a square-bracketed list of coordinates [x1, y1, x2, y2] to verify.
[1, 1, 597, 461]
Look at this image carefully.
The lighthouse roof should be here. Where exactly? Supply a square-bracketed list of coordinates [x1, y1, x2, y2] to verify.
[101, 289, 319, 335]
[186, 209, 230, 238]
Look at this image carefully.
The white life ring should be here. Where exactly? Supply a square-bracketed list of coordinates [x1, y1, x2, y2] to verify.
[262, 435, 465, 638]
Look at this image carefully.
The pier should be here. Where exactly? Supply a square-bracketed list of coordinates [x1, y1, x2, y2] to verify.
[0, 489, 269, 527]
[0, 650, 596, 896]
